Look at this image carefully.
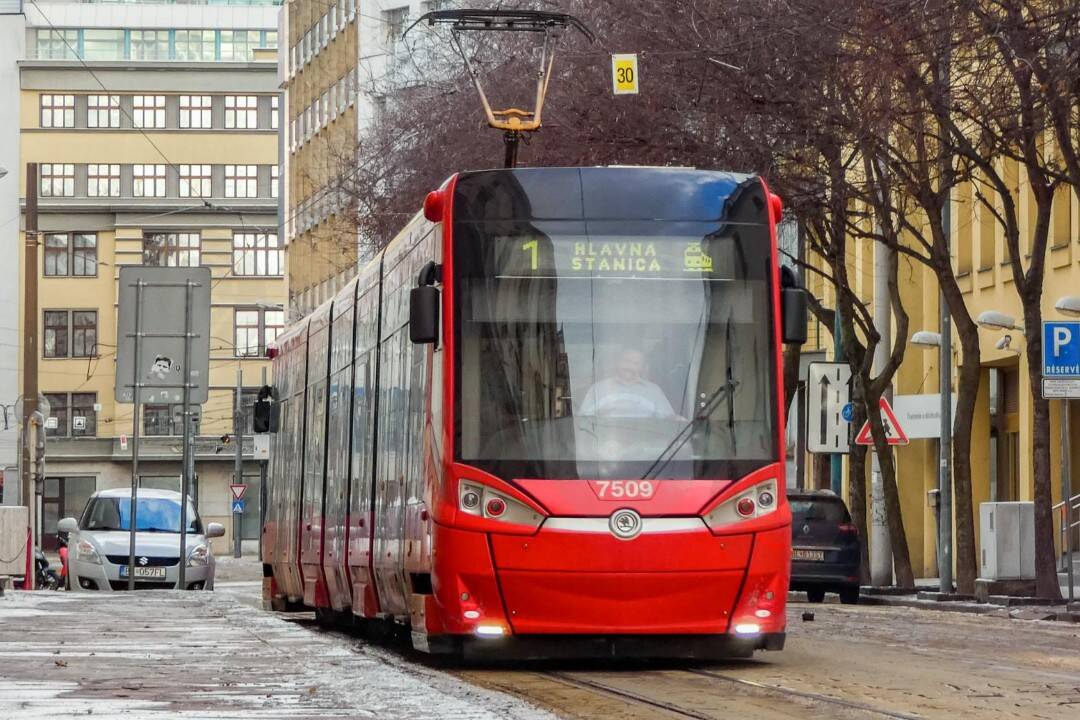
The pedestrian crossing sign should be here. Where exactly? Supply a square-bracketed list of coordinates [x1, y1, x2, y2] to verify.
[232, 499, 245, 514]
[855, 398, 909, 446]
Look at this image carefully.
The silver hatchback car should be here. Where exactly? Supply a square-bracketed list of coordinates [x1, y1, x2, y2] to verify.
[58, 488, 224, 591]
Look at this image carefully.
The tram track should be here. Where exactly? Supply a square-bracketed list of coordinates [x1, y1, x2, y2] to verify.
[457, 665, 928, 720]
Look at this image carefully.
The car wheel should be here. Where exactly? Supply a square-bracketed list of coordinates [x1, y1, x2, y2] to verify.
[806, 588, 826, 603]
[839, 586, 860, 605]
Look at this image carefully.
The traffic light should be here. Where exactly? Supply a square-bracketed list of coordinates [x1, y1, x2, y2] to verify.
[253, 385, 278, 433]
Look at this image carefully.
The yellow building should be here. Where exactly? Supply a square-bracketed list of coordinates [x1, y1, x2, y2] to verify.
[18, 3, 284, 555]
[800, 167, 1080, 583]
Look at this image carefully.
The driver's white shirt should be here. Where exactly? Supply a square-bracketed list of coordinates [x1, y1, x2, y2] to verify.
[579, 378, 677, 418]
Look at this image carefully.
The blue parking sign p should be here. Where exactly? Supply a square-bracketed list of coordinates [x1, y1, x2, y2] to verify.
[1043, 321, 1080, 377]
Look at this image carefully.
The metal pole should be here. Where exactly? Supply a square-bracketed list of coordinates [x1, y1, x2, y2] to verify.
[127, 280, 145, 591]
[939, 199, 954, 595]
[870, 228, 893, 587]
[1061, 400, 1073, 603]
[234, 368, 243, 559]
[23, 163, 39, 587]
[796, 221, 807, 490]
[178, 280, 194, 591]
[831, 311, 844, 494]
[258, 366, 268, 559]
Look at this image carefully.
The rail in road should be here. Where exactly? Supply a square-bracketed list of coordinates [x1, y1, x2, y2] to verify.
[443, 601, 1080, 720]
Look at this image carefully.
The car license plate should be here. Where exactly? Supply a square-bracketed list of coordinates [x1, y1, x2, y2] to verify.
[119, 566, 167, 579]
[792, 548, 825, 562]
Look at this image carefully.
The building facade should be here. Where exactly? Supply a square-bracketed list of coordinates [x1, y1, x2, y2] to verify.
[798, 167, 1080, 583]
[18, 0, 284, 554]
[281, 0, 449, 317]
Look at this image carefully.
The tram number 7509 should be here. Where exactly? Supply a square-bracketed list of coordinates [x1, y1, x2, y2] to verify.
[594, 480, 655, 500]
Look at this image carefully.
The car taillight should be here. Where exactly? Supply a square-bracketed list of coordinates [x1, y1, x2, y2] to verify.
[838, 523, 858, 535]
[703, 479, 780, 532]
[458, 481, 543, 529]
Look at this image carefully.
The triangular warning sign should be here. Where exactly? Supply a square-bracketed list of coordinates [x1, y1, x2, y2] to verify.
[855, 398, 909, 446]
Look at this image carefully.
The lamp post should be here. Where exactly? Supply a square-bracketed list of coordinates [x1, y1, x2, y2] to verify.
[910, 330, 951, 593]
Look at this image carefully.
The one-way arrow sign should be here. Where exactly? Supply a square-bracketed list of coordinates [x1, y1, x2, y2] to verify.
[807, 362, 852, 454]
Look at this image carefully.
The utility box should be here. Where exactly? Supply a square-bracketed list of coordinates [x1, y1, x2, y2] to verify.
[0, 506, 29, 576]
[979, 502, 1035, 580]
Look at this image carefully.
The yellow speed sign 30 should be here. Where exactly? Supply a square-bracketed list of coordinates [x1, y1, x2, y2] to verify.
[612, 54, 640, 95]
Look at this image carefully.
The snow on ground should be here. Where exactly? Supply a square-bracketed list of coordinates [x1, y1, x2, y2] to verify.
[0, 588, 556, 720]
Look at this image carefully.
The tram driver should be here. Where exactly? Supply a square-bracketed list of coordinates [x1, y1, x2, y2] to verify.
[578, 348, 678, 419]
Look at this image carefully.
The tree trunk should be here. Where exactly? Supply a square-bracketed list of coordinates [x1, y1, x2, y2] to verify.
[951, 331, 980, 595]
[1023, 301, 1063, 601]
[940, 272, 980, 595]
[873, 431, 916, 588]
[847, 401, 871, 585]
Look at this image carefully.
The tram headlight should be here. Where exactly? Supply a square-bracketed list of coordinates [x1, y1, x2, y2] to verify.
[457, 480, 544, 529]
[703, 479, 779, 532]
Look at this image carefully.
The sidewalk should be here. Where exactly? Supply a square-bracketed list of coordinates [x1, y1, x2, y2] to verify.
[792, 577, 1080, 622]
[0, 587, 553, 720]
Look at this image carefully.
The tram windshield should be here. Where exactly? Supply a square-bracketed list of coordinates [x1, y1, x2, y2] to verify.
[453, 174, 779, 480]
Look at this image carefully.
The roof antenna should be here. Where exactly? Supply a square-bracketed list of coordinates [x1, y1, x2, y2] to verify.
[405, 9, 595, 168]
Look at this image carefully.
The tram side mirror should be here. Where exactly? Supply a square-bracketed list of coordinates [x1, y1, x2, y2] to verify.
[253, 385, 279, 434]
[410, 261, 441, 346]
[780, 266, 808, 345]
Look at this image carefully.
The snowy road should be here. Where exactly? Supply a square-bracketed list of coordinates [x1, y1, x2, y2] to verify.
[0, 588, 554, 720]
[2, 572, 1078, 719]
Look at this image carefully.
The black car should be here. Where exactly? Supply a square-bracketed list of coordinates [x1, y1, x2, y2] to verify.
[788, 491, 861, 604]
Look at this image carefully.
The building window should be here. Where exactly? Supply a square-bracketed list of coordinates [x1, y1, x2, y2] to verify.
[225, 165, 257, 198]
[175, 29, 216, 61]
[271, 95, 279, 129]
[180, 95, 212, 129]
[72, 311, 98, 358]
[44, 310, 97, 359]
[144, 232, 201, 267]
[40, 164, 75, 197]
[179, 164, 212, 198]
[82, 29, 124, 60]
[220, 30, 258, 61]
[271, 165, 279, 198]
[225, 95, 258, 129]
[133, 95, 166, 129]
[43, 233, 97, 277]
[384, 7, 409, 43]
[70, 394, 97, 437]
[237, 389, 261, 435]
[35, 29, 78, 60]
[233, 233, 282, 276]
[87, 95, 120, 129]
[45, 395, 95, 436]
[44, 311, 69, 358]
[44, 393, 69, 438]
[234, 308, 284, 357]
[73, 233, 97, 276]
[133, 164, 166, 198]
[40, 94, 75, 129]
[130, 29, 170, 60]
[143, 404, 198, 436]
[87, 164, 120, 198]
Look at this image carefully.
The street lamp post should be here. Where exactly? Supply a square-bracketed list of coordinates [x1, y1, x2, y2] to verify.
[911, 330, 951, 592]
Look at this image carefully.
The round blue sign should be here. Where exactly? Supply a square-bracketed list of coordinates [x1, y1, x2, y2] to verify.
[841, 403, 854, 422]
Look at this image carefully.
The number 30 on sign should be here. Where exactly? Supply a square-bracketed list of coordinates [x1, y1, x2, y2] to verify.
[612, 54, 639, 95]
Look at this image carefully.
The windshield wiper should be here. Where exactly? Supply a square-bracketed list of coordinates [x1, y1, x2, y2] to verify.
[641, 309, 740, 480]
[640, 380, 736, 480]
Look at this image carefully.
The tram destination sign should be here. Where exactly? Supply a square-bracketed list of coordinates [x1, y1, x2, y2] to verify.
[115, 267, 212, 405]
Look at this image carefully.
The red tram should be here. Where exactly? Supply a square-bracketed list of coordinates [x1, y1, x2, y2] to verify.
[261, 167, 807, 658]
